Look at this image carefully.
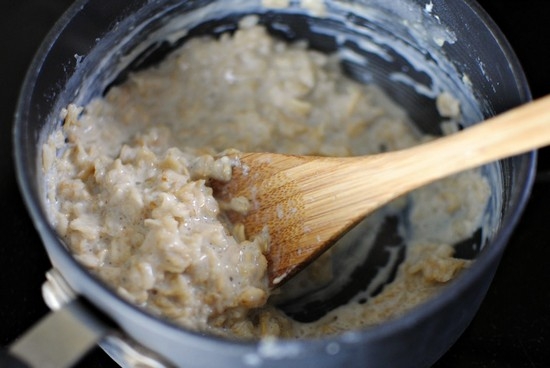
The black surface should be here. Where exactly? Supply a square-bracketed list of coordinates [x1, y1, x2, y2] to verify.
[1, 1, 549, 367]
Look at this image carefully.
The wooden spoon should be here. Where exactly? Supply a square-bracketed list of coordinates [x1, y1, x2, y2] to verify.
[212, 95, 550, 287]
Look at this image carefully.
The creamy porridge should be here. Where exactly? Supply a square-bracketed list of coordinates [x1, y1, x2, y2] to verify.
[42, 17, 490, 339]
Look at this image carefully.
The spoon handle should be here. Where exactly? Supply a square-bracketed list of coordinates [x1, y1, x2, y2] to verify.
[368, 94, 550, 190]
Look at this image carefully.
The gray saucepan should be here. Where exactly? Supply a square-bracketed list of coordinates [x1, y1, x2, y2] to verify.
[9, 0, 535, 367]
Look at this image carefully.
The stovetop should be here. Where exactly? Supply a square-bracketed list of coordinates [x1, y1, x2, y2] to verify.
[1, 1, 549, 367]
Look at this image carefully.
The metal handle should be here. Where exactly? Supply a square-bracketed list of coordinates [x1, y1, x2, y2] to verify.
[3, 270, 112, 368]
[5, 269, 173, 367]
[7, 298, 111, 368]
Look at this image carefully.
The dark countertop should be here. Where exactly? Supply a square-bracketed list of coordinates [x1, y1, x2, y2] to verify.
[1, 1, 549, 367]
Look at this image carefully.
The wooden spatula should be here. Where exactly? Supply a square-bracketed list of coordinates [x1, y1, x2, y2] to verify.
[212, 95, 550, 287]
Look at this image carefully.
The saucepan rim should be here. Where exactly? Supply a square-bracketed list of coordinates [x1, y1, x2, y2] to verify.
[13, 0, 535, 356]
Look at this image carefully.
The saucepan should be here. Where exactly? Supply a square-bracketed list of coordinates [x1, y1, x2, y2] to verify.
[9, 0, 534, 367]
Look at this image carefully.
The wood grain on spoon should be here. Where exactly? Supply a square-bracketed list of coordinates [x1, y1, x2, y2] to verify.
[212, 95, 550, 287]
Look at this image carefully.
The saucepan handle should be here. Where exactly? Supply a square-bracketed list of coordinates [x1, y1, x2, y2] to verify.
[2, 298, 110, 368]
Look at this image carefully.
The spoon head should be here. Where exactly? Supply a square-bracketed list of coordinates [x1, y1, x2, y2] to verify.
[211, 152, 350, 287]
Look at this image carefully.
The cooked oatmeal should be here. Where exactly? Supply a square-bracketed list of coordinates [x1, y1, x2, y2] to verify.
[42, 17, 490, 339]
